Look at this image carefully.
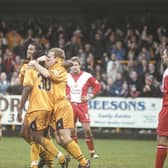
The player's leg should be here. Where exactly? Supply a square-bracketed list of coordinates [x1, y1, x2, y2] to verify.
[38, 138, 55, 168]
[43, 146, 55, 168]
[22, 113, 46, 168]
[0, 125, 2, 141]
[82, 122, 98, 159]
[21, 116, 40, 168]
[38, 127, 54, 168]
[55, 100, 90, 168]
[71, 126, 78, 143]
[38, 144, 46, 168]
[155, 135, 168, 168]
[71, 104, 78, 143]
[32, 130, 66, 166]
[30, 111, 66, 167]
[20, 123, 31, 143]
[57, 128, 90, 168]
[30, 143, 41, 168]
[79, 103, 98, 159]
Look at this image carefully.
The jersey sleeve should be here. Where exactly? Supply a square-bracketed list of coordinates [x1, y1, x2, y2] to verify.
[66, 84, 70, 95]
[88, 76, 101, 96]
[23, 69, 34, 87]
[163, 75, 168, 93]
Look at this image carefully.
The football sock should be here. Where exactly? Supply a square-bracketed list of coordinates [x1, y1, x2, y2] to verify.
[65, 140, 87, 166]
[155, 144, 168, 168]
[44, 138, 55, 168]
[39, 145, 46, 160]
[85, 136, 95, 155]
[31, 143, 40, 168]
[40, 137, 65, 164]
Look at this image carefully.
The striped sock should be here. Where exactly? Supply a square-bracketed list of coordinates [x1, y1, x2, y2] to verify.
[155, 144, 168, 168]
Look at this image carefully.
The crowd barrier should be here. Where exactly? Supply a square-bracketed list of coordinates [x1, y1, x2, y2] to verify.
[0, 95, 162, 129]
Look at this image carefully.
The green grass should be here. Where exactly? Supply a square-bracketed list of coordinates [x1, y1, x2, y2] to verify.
[0, 137, 167, 168]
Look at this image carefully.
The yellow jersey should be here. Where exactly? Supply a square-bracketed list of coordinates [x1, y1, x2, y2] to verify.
[49, 58, 67, 103]
[23, 68, 53, 113]
[19, 63, 28, 85]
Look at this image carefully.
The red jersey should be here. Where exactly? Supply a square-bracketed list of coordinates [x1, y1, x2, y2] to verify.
[161, 68, 168, 106]
[67, 71, 101, 103]
[157, 67, 168, 136]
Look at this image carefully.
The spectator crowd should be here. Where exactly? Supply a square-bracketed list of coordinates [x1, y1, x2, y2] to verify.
[0, 16, 166, 97]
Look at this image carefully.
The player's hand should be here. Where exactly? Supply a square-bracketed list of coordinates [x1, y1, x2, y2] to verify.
[28, 60, 36, 66]
[17, 108, 23, 122]
[66, 94, 71, 100]
[81, 96, 89, 102]
[37, 55, 48, 62]
[63, 60, 73, 69]
[81, 94, 94, 102]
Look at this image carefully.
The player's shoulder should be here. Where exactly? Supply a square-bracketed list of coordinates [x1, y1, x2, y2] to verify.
[51, 63, 57, 69]
[25, 67, 37, 77]
[50, 63, 64, 70]
[82, 71, 92, 78]
[26, 67, 35, 72]
[67, 73, 71, 77]
[21, 63, 28, 68]
[21, 64, 36, 73]
[165, 68, 168, 73]
[163, 68, 168, 77]
[50, 63, 67, 77]
[20, 63, 27, 72]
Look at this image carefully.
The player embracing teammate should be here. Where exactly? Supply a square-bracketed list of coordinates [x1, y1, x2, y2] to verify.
[18, 46, 94, 168]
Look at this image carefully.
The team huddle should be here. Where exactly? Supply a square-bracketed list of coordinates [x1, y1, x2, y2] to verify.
[17, 42, 101, 168]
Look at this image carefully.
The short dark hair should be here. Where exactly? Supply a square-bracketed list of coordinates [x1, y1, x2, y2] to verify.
[71, 56, 80, 65]
[31, 42, 44, 59]
[31, 42, 43, 51]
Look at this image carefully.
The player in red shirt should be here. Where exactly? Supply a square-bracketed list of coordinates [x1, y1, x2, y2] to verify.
[67, 56, 101, 159]
[156, 48, 168, 168]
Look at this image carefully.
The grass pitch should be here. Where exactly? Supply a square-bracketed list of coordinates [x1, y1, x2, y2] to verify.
[0, 137, 166, 168]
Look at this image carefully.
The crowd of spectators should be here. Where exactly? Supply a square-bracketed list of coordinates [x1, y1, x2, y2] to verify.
[0, 16, 166, 97]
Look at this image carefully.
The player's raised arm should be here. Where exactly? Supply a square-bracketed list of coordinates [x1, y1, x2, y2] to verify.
[29, 56, 50, 78]
[30, 48, 70, 83]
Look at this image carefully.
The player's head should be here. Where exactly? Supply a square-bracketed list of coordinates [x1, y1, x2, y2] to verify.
[162, 48, 168, 65]
[70, 56, 81, 74]
[27, 42, 44, 60]
[47, 48, 65, 67]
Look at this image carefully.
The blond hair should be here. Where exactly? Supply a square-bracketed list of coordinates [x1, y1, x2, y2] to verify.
[49, 48, 65, 59]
